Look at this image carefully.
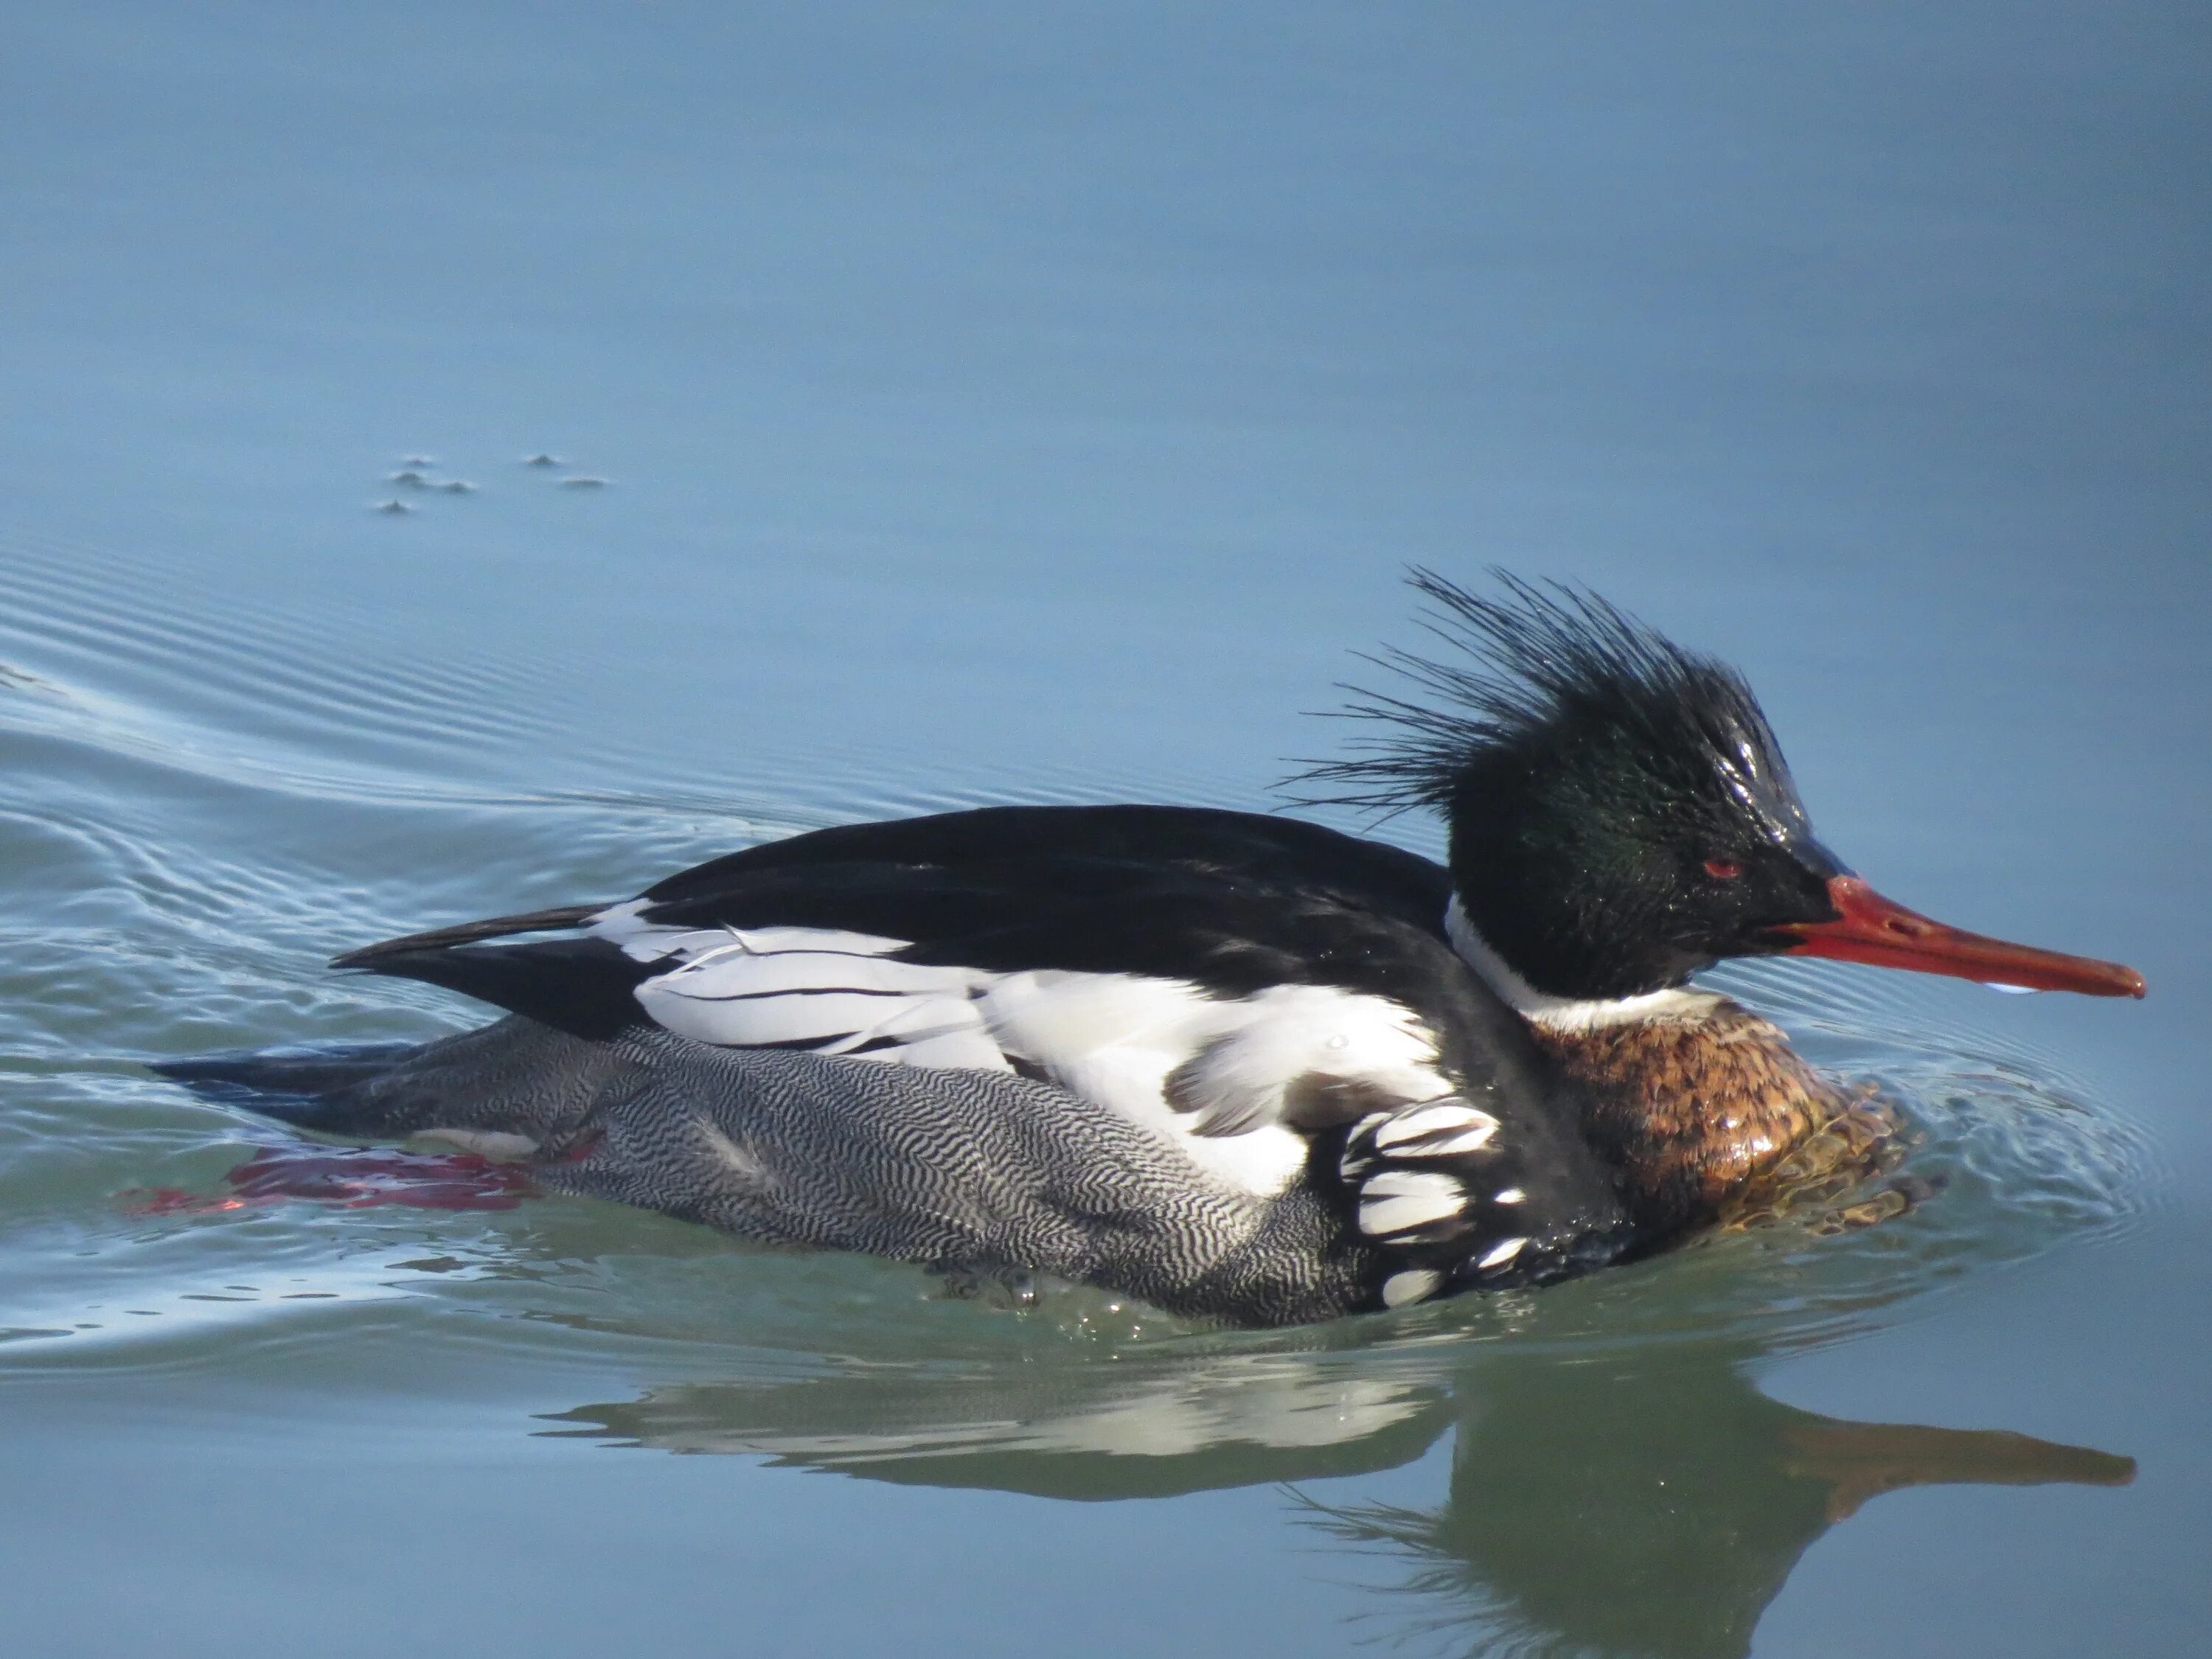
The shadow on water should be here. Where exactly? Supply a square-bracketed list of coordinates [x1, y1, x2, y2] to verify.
[542, 1325, 2129, 1659]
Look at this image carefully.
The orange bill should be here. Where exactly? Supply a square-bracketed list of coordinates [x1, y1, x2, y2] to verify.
[1772, 876, 2145, 998]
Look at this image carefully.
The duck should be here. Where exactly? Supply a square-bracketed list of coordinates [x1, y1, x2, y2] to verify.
[159, 571, 2144, 1326]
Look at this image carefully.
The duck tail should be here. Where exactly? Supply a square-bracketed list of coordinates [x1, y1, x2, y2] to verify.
[152, 1018, 630, 1145]
[152, 1043, 422, 1129]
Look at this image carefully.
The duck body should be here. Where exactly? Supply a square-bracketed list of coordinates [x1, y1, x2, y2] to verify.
[173, 801, 1846, 1324]
[159, 574, 2142, 1326]
[292, 803, 1659, 1318]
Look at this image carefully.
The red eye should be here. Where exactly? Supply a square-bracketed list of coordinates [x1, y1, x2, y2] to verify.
[1703, 858, 1744, 880]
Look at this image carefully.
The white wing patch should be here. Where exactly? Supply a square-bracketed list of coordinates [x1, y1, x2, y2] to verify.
[588, 904, 1453, 1197]
[626, 929, 1009, 1073]
[1156, 984, 1451, 1138]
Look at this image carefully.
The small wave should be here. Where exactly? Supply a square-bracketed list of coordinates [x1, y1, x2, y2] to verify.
[0, 527, 568, 770]
[0, 571, 2159, 1465]
[1, 817, 2153, 1385]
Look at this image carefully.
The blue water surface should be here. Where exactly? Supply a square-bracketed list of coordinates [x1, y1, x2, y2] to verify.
[1, 4, 2205, 1655]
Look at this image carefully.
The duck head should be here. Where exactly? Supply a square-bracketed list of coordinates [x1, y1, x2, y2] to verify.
[1304, 571, 2144, 1006]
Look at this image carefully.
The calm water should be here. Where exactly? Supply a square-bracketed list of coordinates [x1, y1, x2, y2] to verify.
[3, 4, 2206, 1655]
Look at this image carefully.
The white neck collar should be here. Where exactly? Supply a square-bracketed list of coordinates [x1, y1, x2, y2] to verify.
[1442, 894, 1717, 1032]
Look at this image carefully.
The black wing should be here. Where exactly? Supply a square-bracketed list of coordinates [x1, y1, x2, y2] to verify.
[636, 804, 1453, 938]
[335, 805, 1501, 1142]
[337, 804, 1457, 1019]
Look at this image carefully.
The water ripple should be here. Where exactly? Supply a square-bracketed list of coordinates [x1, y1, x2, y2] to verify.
[0, 526, 2160, 1481]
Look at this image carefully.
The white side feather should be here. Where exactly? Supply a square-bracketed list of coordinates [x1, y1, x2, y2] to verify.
[590, 911, 1454, 1198]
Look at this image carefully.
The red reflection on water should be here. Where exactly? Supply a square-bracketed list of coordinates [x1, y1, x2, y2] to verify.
[123, 1144, 538, 1214]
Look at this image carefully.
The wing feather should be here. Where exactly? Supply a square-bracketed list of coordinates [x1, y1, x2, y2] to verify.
[333, 807, 1495, 1197]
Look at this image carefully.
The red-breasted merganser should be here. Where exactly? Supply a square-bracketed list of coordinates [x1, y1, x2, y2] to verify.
[159, 572, 2143, 1325]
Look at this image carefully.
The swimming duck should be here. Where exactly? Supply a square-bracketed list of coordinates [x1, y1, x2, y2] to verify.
[162, 573, 2143, 1324]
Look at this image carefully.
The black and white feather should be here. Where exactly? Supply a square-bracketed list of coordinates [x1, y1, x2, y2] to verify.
[331, 803, 1636, 1306]
[339, 809, 1480, 1198]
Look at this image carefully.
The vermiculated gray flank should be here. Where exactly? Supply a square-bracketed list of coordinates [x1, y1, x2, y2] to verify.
[165, 1020, 1372, 1326]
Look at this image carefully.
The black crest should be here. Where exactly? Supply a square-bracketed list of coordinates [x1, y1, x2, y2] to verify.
[1292, 568, 1806, 842]
[1294, 571, 1832, 999]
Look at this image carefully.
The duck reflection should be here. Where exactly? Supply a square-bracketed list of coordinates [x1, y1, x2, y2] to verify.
[1291, 1340, 2130, 1658]
[546, 1338, 1453, 1498]
[546, 1329, 2129, 1657]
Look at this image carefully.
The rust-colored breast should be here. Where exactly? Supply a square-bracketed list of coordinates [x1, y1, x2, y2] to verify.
[1531, 1000, 1865, 1235]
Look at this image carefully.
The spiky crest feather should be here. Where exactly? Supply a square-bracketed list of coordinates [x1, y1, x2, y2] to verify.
[1289, 569, 1804, 847]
